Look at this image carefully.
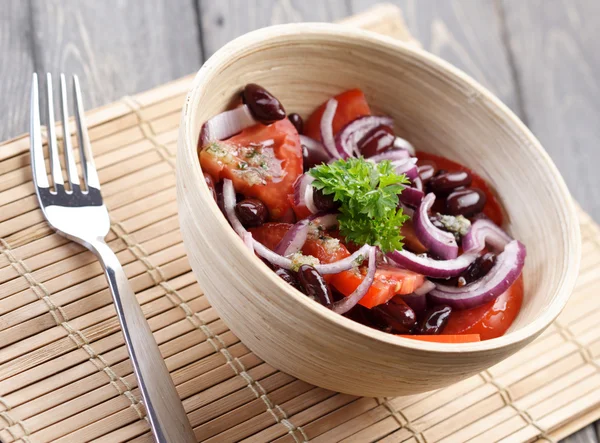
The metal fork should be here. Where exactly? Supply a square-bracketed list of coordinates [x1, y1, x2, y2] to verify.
[30, 73, 196, 443]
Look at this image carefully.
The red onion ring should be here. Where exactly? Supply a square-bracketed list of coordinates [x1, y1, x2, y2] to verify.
[391, 157, 418, 180]
[199, 105, 257, 146]
[332, 246, 377, 314]
[320, 99, 341, 159]
[415, 280, 436, 296]
[243, 232, 254, 252]
[398, 186, 424, 207]
[414, 193, 458, 260]
[462, 219, 513, 253]
[429, 240, 526, 310]
[294, 173, 318, 214]
[413, 176, 423, 192]
[393, 137, 415, 155]
[335, 115, 394, 157]
[275, 219, 310, 256]
[368, 149, 410, 163]
[387, 249, 479, 278]
[308, 213, 339, 229]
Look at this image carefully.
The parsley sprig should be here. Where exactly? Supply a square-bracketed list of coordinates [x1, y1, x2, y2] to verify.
[309, 157, 410, 253]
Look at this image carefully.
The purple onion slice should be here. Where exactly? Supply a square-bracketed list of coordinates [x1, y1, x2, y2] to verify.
[428, 240, 526, 310]
[335, 115, 394, 157]
[199, 105, 257, 146]
[391, 157, 418, 180]
[275, 219, 310, 256]
[462, 219, 513, 253]
[387, 249, 479, 278]
[293, 173, 318, 214]
[414, 193, 458, 260]
[320, 99, 341, 159]
[332, 246, 377, 314]
[393, 136, 415, 155]
[368, 149, 410, 163]
[243, 232, 254, 252]
[399, 186, 424, 207]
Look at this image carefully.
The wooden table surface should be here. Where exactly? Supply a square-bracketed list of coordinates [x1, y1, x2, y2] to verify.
[1, 1, 598, 442]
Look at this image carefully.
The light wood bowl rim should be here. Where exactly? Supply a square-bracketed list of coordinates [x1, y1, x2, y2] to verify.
[179, 23, 581, 354]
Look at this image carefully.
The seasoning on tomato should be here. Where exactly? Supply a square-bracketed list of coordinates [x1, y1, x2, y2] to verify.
[200, 118, 302, 220]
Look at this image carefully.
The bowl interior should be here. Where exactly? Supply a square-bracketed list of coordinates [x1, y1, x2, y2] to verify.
[185, 24, 579, 342]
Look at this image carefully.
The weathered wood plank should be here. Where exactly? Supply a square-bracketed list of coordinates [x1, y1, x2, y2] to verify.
[501, 0, 600, 222]
[349, 0, 521, 114]
[563, 424, 599, 443]
[28, 0, 202, 119]
[0, 1, 36, 142]
[197, 0, 350, 58]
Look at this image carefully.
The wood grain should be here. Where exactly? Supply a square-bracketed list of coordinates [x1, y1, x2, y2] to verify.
[501, 0, 600, 222]
[350, 0, 521, 114]
[0, 1, 36, 142]
[27, 0, 202, 124]
[197, 0, 350, 58]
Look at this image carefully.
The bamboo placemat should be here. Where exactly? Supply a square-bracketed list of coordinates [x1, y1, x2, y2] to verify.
[0, 4, 598, 443]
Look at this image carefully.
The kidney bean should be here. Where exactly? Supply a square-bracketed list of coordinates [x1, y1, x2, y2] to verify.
[302, 142, 331, 170]
[358, 125, 396, 158]
[235, 198, 268, 227]
[203, 173, 217, 201]
[275, 267, 302, 291]
[313, 188, 339, 212]
[373, 301, 417, 333]
[428, 171, 472, 195]
[463, 252, 496, 284]
[298, 265, 333, 307]
[419, 305, 452, 334]
[446, 188, 487, 217]
[242, 83, 286, 124]
[288, 113, 304, 134]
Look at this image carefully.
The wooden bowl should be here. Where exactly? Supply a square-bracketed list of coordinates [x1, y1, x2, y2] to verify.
[176, 23, 581, 397]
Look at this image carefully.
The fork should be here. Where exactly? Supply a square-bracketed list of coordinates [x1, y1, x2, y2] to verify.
[30, 73, 196, 443]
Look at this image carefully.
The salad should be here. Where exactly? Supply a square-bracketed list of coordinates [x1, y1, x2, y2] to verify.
[198, 84, 526, 343]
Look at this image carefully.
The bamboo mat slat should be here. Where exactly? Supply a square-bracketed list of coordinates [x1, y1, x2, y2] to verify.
[0, 4, 598, 442]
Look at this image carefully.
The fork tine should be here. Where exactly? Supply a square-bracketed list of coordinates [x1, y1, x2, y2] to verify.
[59, 74, 80, 187]
[46, 73, 64, 188]
[73, 74, 100, 190]
[30, 73, 49, 189]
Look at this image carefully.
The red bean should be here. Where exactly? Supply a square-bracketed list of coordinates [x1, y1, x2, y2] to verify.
[288, 113, 304, 134]
[358, 125, 396, 158]
[275, 267, 302, 291]
[445, 188, 487, 217]
[428, 171, 472, 195]
[242, 83, 286, 124]
[463, 252, 496, 284]
[419, 305, 452, 334]
[302, 142, 330, 170]
[235, 198, 268, 227]
[298, 265, 333, 307]
[373, 301, 417, 333]
[312, 188, 339, 212]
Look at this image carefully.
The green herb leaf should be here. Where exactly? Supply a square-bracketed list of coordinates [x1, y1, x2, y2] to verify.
[309, 157, 410, 253]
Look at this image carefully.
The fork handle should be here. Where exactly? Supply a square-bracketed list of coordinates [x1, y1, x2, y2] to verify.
[91, 240, 196, 443]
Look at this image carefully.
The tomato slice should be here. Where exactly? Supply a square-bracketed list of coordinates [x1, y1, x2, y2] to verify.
[398, 334, 481, 343]
[416, 152, 504, 226]
[199, 119, 302, 220]
[249, 222, 350, 270]
[331, 264, 425, 309]
[304, 89, 371, 141]
[443, 275, 523, 340]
